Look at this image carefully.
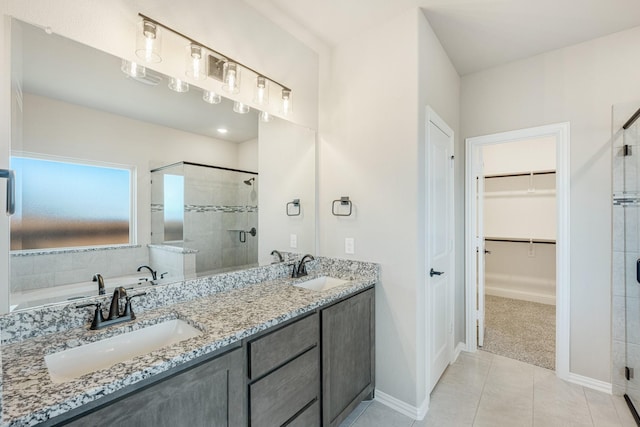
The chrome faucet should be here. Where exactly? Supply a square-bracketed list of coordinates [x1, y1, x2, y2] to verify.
[77, 287, 146, 330]
[137, 265, 157, 281]
[271, 250, 284, 263]
[93, 273, 105, 295]
[292, 254, 315, 278]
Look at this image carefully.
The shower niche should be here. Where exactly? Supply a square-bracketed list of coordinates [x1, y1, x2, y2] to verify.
[150, 162, 258, 278]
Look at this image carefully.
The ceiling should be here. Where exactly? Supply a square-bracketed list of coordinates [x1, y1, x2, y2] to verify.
[253, 0, 640, 75]
[16, 19, 258, 143]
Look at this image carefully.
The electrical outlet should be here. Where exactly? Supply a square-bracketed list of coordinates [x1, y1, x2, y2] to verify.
[290, 234, 297, 249]
[345, 237, 355, 254]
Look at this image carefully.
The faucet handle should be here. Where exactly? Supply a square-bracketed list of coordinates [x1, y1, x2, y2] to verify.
[123, 292, 147, 318]
[76, 302, 105, 330]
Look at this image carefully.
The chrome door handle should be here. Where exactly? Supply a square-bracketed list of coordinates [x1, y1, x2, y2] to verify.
[430, 268, 444, 277]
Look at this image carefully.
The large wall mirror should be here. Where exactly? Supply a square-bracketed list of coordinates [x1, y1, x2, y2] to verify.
[8, 18, 316, 311]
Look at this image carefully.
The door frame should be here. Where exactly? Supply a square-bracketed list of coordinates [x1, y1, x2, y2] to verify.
[425, 106, 455, 394]
[464, 122, 570, 380]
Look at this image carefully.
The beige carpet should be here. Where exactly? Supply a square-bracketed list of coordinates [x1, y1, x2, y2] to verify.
[481, 295, 556, 370]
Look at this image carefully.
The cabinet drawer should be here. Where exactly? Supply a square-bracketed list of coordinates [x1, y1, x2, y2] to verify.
[249, 313, 318, 379]
[287, 400, 320, 427]
[250, 347, 319, 427]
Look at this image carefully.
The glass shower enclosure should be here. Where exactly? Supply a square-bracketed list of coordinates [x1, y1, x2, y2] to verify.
[151, 162, 258, 277]
[613, 103, 640, 424]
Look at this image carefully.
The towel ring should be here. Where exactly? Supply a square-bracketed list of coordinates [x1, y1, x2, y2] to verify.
[332, 196, 352, 216]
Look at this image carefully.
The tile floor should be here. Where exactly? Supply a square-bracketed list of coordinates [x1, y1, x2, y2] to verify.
[340, 350, 638, 427]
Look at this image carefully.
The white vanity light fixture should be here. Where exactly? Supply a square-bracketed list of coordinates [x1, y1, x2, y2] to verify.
[222, 62, 241, 94]
[120, 59, 146, 78]
[168, 77, 189, 93]
[254, 76, 269, 105]
[185, 44, 207, 81]
[233, 101, 250, 114]
[135, 19, 162, 63]
[136, 13, 293, 116]
[202, 90, 222, 104]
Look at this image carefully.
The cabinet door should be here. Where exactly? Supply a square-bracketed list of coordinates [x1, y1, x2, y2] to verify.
[322, 288, 375, 427]
[66, 348, 245, 427]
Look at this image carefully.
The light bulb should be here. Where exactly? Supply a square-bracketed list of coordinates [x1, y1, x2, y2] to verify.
[136, 20, 162, 63]
[223, 62, 241, 94]
[169, 77, 189, 93]
[186, 44, 207, 81]
[254, 76, 269, 105]
[259, 111, 272, 122]
[120, 59, 146, 78]
[233, 101, 250, 114]
[281, 89, 292, 116]
[202, 90, 222, 104]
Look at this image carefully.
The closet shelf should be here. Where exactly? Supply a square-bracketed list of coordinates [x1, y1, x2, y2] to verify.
[484, 189, 556, 197]
[485, 237, 556, 245]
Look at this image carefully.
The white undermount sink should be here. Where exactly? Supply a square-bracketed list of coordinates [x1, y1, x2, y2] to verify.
[45, 319, 201, 384]
[293, 276, 348, 292]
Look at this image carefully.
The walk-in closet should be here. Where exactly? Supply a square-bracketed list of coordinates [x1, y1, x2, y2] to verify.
[481, 137, 557, 370]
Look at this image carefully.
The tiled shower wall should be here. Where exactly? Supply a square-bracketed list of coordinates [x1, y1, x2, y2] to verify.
[612, 103, 640, 398]
[184, 164, 258, 274]
[151, 163, 259, 276]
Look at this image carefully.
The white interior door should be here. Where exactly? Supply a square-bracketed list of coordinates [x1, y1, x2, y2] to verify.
[426, 108, 454, 392]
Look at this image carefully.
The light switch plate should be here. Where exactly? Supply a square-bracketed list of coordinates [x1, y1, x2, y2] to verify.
[345, 237, 355, 254]
[290, 234, 297, 248]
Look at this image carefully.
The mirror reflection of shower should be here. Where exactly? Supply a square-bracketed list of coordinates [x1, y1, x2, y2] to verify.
[150, 162, 258, 277]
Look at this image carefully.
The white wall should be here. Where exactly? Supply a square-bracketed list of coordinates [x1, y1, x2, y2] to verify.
[258, 118, 315, 263]
[3, 0, 319, 130]
[483, 137, 556, 175]
[461, 25, 640, 383]
[317, 7, 460, 410]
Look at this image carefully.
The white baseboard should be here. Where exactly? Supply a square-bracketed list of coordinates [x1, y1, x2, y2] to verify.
[485, 286, 556, 305]
[454, 342, 465, 361]
[567, 372, 612, 394]
[375, 389, 427, 420]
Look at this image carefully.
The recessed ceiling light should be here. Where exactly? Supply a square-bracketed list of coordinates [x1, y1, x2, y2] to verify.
[217, 128, 228, 134]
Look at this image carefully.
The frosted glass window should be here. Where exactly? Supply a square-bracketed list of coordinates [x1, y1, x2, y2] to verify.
[163, 174, 184, 242]
[10, 156, 132, 250]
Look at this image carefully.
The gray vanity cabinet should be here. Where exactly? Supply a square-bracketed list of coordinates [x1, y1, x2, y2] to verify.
[321, 288, 375, 427]
[64, 347, 244, 427]
[247, 312, 320, 427]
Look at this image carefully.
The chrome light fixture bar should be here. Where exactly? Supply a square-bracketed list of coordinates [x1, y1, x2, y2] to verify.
[137, 13, 292, 102]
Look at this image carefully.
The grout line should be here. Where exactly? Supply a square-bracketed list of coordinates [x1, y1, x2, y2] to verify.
[471, 351, 493, 424]
[581, 387, 597, 427]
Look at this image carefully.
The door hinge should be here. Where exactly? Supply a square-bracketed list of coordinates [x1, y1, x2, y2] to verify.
[627, 366, 634, 380]
[624, 145, 632, 157]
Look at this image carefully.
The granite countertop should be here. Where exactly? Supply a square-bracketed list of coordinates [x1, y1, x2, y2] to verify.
[1, 271, 375, 426]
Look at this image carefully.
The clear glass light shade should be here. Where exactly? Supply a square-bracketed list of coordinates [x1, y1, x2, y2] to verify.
[135, 20, 162, 63]
[168, 77, 189, 93]
[202, 90, 222, 104]
[281, 89, 292, 116]
[233, 101, 250, 114]
[259, 111, 272, 122]
[120, 59, 146, 78]
[254, 76, 269, 105]
[222, 62, 241, 94]
[185, 44, 207, 81]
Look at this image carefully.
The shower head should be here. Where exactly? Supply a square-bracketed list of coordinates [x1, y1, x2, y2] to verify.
[243, 177, 255, 186]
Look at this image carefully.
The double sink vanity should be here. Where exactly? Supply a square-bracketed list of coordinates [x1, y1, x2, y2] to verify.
[0, 256, 378, 427]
